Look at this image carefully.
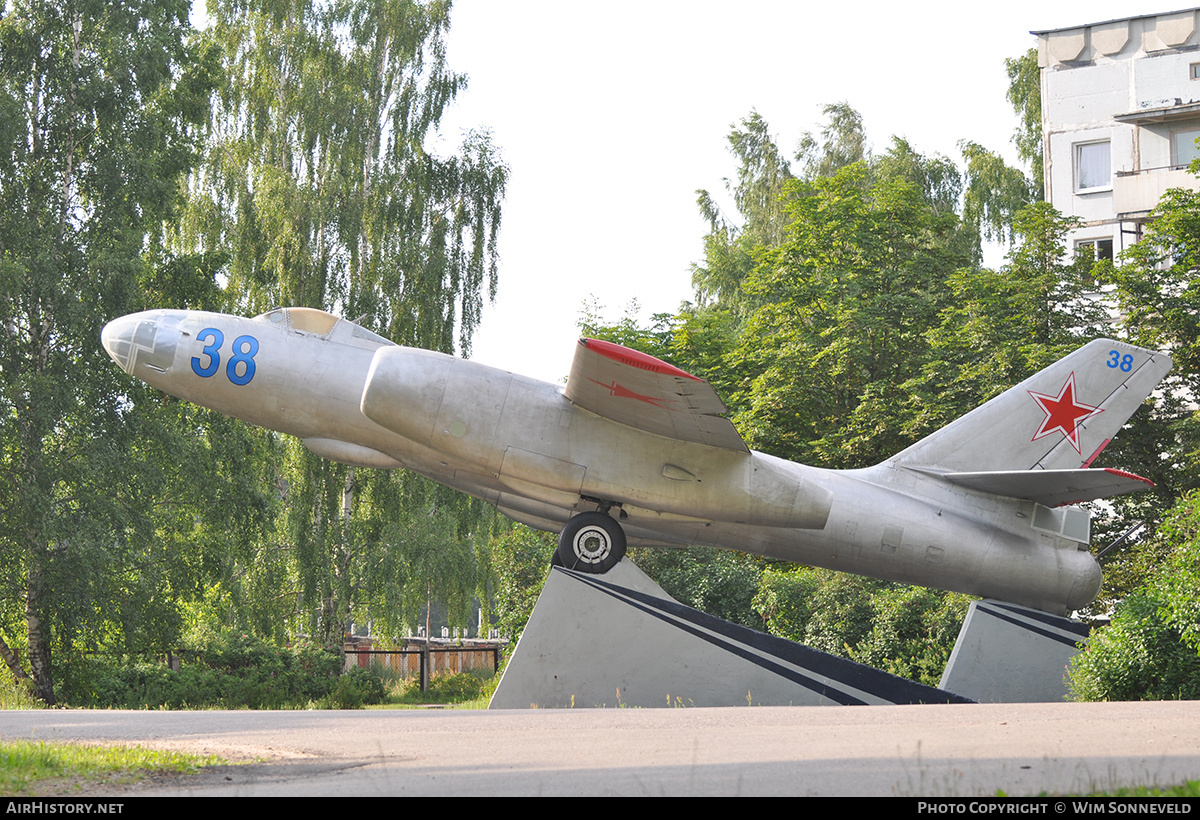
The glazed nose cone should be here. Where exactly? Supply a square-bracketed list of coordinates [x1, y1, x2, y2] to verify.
[101, 314, 143, 373]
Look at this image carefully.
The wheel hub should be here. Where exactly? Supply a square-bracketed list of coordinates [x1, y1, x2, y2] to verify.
[574, 528, 610, 563]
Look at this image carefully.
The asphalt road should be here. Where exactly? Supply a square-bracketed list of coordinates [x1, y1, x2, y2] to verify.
[3, 701, 1200, 797]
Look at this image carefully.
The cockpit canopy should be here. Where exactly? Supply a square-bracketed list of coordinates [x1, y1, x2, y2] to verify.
[253, 307, 395, 348]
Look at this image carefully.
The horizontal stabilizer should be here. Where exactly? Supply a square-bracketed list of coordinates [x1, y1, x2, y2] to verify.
[926, 467, 1154, 507]
[564, 338, 748, 452]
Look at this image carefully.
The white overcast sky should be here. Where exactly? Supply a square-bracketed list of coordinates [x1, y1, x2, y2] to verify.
[435, 0, 1183, 383]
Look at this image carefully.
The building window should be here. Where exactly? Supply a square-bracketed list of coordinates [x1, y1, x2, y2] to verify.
[1075, 141, 1111, 191]
[1191, 62, 1200, 79]
[1173, 128, 1200, 168]
[1075, 238, 1114, 262]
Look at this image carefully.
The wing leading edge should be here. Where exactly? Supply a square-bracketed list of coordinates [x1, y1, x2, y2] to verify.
[563, 338, 748, 452]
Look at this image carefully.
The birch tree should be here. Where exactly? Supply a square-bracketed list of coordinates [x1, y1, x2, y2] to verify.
[179, 0, 505, 641]
[0, 0, 215, 701]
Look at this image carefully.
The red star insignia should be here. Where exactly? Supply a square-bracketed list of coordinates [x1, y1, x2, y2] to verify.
[1028, 372, 1104, 453]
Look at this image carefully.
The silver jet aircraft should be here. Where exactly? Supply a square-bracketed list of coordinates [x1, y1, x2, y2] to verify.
[102, 307, 1172, 614]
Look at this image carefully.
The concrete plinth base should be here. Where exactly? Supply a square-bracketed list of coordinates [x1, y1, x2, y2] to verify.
[939, 600, 1090, 703]
[489, 560, 970, 708]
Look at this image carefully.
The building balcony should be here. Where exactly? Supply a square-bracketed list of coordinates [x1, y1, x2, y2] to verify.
[1113, 165, 1200, 220]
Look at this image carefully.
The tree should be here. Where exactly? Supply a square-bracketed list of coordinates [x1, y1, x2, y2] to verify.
[629, 548, 765, 629]
[176, 0, 507, 643]
[691, 103, 871, 315]
[960, 141, 1039, 248]
[730, 159, 969, 468]
[956, 47, 1042, 250]
[796, 102, 868, 182]
[1111, 184, 1200, 408]
[1097, 176, 1200, 601]
[0, 0, 216, 702]
[753, 568, 970, 687]
[185, 0, 505, 348]
[1006, 47, 1044, 197]
[903, 202, 1111, 439]
[692, 111, 793, 311]
[489, 527, 556, 640]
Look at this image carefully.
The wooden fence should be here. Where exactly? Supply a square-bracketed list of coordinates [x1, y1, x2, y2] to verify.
[345, 643, 504, 690]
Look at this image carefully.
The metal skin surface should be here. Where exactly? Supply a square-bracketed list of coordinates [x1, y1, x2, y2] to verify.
[102, 307, 1173, 615]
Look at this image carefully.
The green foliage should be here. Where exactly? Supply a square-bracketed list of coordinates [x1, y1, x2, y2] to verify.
[425, 671, 485, 701]
[0, 676, 43, 710]
[692, 111, 793, 311]
[904, 202, 1112, 441]
[1095, 781, 1200, 798]
[1067, 593, 1200, 701]
[489, 527, 556, 640]
[579, 299, 678, 362]
[732, 160, 970, 467]
[758, 569, 886, 653]
[1069, 492, 1200, 701]
[960, 141, 1039, 247]
[796, 102, 868, 182]
[317, 664, 388, 709]
[1099, 173, 1200, 558]
[0, 0, 220, 703]
[382, 499, 483, 640]
[189, 0, 506, 351]
[1111, 182, 1200, 419]
[754, 567, 970, 688]
[876, 137, 964, 217]
[56, 630, 357, 709]
[169, 0, 508, 648]
[395, 670, 485, 704]
[1005, 47, 1044, 195]
[848, 586, 972, 686]
[629, 548, 765, 629]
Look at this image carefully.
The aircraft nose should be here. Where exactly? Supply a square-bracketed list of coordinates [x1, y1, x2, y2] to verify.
[101, 314, 142, 373]
[101, 311, 181, 376]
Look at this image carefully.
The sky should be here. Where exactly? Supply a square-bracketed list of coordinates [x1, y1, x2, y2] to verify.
[431, 0, 1183, 383]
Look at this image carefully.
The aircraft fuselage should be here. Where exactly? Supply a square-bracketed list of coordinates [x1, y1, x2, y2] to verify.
[103, 308, 1104, 614]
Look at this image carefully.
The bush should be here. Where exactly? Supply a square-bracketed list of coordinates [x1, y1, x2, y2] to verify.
[1068, 593, 1200, 701]
[427, 671, 484, 701]
[326, 665, 387, 707]
[57, 631, 347, 709]
[396, 671, 486, 704]
[1068, 492, 1200, 701]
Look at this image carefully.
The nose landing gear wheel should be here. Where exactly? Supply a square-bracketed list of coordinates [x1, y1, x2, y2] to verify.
[557, 512, 627, 573]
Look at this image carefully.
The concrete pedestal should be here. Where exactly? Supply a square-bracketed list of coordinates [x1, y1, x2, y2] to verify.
[489, 560, 970, 708]
[939, 599, 1090, 703]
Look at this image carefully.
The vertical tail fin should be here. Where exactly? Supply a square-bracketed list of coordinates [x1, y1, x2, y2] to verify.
[890, 339, 1172, 473]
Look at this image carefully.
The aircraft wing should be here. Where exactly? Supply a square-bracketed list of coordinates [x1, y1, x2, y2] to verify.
[935, 467, 1154, 507]
[564, 338, 749, 452]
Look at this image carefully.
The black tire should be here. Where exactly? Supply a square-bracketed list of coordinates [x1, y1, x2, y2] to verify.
[557, 512, 627, 573]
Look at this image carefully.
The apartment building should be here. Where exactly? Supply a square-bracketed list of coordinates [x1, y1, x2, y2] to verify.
[1038, 7, 1200, 260]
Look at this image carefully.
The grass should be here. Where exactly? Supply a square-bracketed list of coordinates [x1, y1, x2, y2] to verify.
[991, 780, 1200, 797]
[1092, 779, 1200, 797]
[0, 678, 45, 710]
[0, 739, 225, 796]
